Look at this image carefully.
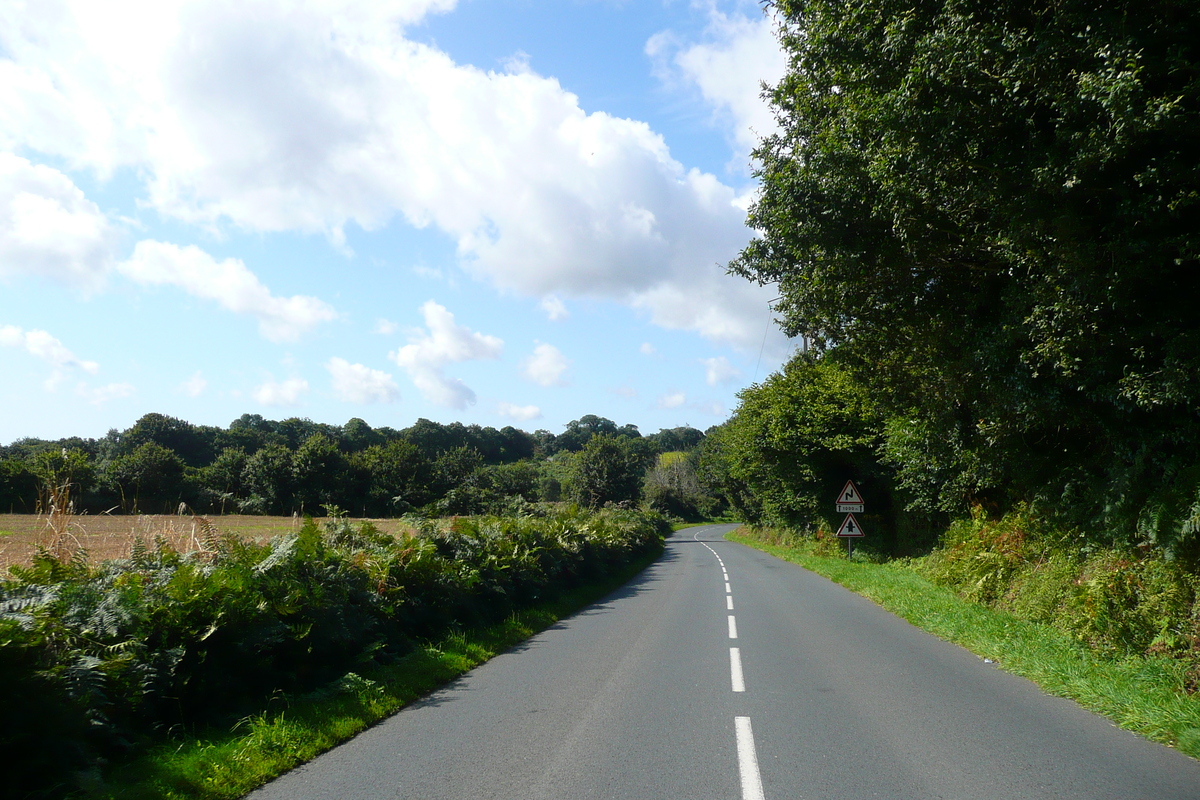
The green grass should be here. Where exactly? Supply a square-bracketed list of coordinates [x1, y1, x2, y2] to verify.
[727, 529, 1200, 758]
[88, 548, 663, 800]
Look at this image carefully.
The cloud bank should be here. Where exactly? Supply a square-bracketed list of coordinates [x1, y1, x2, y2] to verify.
[0, 0, 785, 349]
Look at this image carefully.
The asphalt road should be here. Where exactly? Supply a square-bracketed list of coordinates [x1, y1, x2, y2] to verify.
[246, 523, 1200, 799]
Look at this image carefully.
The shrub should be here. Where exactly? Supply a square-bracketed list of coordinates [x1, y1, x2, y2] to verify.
[916, 505, 1200, 665]
[0, 507, 666, 797]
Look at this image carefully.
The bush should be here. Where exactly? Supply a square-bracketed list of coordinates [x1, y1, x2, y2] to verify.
[0, 507, 667, 797]
[916, 506, 1200, 665]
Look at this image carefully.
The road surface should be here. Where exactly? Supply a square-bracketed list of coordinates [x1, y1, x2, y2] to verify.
[247, 523, 1200, 799]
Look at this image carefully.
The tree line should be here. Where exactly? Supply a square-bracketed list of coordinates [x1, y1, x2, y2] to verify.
[0, 412, 728, 520]
[715, 0, 1200, 559]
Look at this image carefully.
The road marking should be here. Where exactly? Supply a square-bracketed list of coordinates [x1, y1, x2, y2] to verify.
[727, 595, 734, 610]
[728, 615, 738, 639]
[725, 582, 732, 593]
[730, 647, 745, 692]
[735, 716, 765, 800]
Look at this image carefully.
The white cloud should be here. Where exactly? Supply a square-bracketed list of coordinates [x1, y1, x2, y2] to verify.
[390, 300, 502, 408]
[521, 342, 570, 387]
[253, 376, 310, 406]
[647, 5, 787, 165]
[657, 391, 686, 409]
[702, 355, 742, 386]
[0, 0, 781, 349]
[0, 154, 115, 289]
[374, 318, 398, 335]
[540, 296, 568, 321]
[326, 356, 400, 403]
[118, 240, 337, 342]
[179, 370, 207, 397]
[77, 381, 135, 405]
[497, 402, 542, 422]
[640, 342, 657, 356]
[0, 324, 100, 374]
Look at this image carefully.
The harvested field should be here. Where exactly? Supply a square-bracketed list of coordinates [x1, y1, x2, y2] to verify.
[0, 514, 418, 572]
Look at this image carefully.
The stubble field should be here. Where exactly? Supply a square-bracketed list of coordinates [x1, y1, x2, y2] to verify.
[0, 513, 417, 571]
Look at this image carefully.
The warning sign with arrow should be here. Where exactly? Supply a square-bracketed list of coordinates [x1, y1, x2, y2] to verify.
[836, 480, 865, 513]
[836, 513, 865, 538]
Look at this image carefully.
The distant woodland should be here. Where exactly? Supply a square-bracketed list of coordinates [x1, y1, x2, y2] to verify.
[0, 413, 726, 521]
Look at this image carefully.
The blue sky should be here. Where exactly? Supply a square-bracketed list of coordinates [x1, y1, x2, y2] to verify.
[0, 0, 793, 444]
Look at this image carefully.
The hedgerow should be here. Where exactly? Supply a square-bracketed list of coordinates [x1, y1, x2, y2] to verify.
[916, 505, 1200, 677]
[0, 506, 667, 798]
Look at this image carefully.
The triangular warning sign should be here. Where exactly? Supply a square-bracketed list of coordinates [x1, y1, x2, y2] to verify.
[837, 480, 864, 505]
[836, 513, 865, 537]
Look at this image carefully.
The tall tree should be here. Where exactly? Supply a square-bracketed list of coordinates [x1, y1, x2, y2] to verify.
[292, 433, 350, 513]
[123, 413, 218, 467]
[556, 416, 623, 453]
[352, 440, 434, 514]
[567, 434, 648, 508]
[241, 443, 295, 514]
[733, 0, 1200, 545]
[341, 418, 384, 453]
[105, 443, 186, 514]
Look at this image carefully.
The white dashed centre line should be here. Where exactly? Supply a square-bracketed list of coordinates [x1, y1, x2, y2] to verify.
[730, 647, 745, 692]
[695, 533, 766, 798]
[735, 716, 766, 800]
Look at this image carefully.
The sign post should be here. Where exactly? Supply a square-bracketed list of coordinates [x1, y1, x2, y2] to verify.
[834, 480, 865, 557]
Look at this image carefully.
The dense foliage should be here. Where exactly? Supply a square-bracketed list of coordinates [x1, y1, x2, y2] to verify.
[0, 414, 726, 521]
[730, 0, 1200, 554]
[0, 507, 668, 798]
[916, 506, 1200, 686]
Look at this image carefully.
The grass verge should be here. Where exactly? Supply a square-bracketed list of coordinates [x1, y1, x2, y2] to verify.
[726, 529, 1200, 759]
[88, 547, 663, 800]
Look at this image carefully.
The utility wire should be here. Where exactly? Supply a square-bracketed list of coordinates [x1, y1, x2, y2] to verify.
[753, 296, 782, 384]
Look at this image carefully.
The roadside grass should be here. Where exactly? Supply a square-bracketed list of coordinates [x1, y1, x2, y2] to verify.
[89, 546, 663, 800]
[727, 529, 1200, 759]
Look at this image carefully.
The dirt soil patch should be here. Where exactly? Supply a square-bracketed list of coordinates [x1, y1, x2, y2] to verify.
[0, 514, 417, 572]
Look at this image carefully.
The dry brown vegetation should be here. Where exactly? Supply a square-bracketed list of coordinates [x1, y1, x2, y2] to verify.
[0, 513, 417, 571]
